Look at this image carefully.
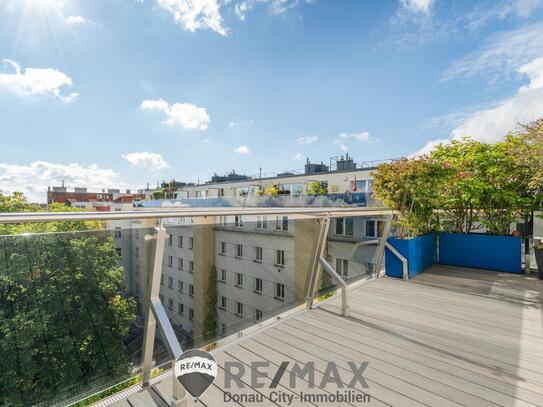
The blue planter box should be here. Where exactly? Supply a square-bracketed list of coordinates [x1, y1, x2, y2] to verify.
[385, 234, 435, 279]
[439, 233, 521, 274]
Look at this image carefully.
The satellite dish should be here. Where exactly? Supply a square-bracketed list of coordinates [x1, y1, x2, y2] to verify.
[174, 349, 217, 400]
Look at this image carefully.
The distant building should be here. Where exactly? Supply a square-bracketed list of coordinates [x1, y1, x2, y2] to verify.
[47, 183, 144, 208]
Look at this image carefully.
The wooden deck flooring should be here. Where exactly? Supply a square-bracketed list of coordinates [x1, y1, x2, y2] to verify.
[110, 265, 543, 407]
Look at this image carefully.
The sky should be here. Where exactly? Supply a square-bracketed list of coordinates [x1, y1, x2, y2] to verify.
[1, 0, 543, 202]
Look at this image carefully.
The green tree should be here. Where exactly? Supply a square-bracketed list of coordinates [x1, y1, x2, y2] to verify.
[202, 265, 218, 341]
[306, 181, 327, 196]
[0, 193, 135, 405]
[373, 157, 444, 237]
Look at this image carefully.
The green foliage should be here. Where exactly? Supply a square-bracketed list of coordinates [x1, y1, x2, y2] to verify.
[263, 184, 280, 196]
[0, 193, 135, 405]
[306, 181, 327, 196]
[152, 190, 164, 200]
[373, 157, 444, 237]
[203, 265, 218, 341]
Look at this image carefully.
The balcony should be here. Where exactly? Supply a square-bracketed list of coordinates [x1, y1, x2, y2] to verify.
[0, 207, 541, 406]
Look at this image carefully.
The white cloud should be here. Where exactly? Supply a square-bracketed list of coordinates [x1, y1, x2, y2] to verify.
[229, 119, 254, 127]
[296, 135, 318, 145]
[235, 0, 312, 21]
[415, 56, 543, 154]
[66, 15, 87, 25]
[140, 98, 210, 130]
[399, 0, 433, 14]
[441, 23, 543, 82]
[0, 161, 127, 203]
[121, 152, 169, 171]
[334, 132, 381, 151]
[155, 0, 228, 36]
[0, 59, 78, 103]
[293, 153, 305, 160]
[411, 138, 450, 157]
[234, 145, 250, 154]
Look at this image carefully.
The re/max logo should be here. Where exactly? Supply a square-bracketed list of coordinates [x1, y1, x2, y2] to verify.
[223, 361, 369, 389]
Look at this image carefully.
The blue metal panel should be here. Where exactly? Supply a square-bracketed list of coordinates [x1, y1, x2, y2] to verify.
[439, 233, 521, 274]
[385, 234, 435, 279]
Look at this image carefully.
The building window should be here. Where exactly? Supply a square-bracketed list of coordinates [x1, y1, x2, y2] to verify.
[236, 302, 243, 317]
[220, 269, 227, 283]
[135, 247, 140, 257]
[178, 280, 184, 292]
[189, 261, 194, 273]
[166, 255, 172, 267]
[365, 220, 385, 238]
[177, 258, 183, 270]
[135, 230, 140, 240]
[189, 237, 194, 250]
[114, 227, 122, 238]
[275, 216, 288, 231]
[220, 296, 227, 310]
[235, 244, 243, 258]
[115, 247, 122, 257]
[234, 215, 243, 228]
[255, 309, 263, 322]
[189, 308, 194, 321]
[255, 247, 263, 262]
[276, 250, 285, 266]
[236, 272, 243, 287]
[275, 283, 285, 299]
[168, 298, 173, 310]
[255, 278, 263, 293]
[335, 217, 354, 236]
[256, 215, 267, 229]
[168, 234, 173, 246]
[178, 303, 184, 315]
[219, 241, 226, 255]
[218, 215, 227, 226]
[178, 236, 183, 247]
[336, 258, 349, 277]
[189, 284, 194, 297]
[168, 276, 173, 288]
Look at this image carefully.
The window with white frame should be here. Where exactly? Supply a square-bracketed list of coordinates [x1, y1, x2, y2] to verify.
[168, 298, 173, 310]
[168, 234, 173, 245]
[189, 261, 194, 273]
[276, 250, 285, 266]
[335, 217, 354, 236]
[234, 215, 243, 228]
[336, 258, 349, 277]
[220, 296, 227, 310]
[220, 269, 227, 283]
[275, 283, 285, 299]
[177, 258, 183, 270]
[189, 284, 194, 297]
[218, 215, 227, 226]
[236, 272, 243, 287]
[219, 241, 226, 255]
[114, 227, 122, 238]
[178, 280, 184, 292]
[167, 255, 173, 267]
[255, 278, 263, 293]
[178, 235, 183, 247]
[365, 220, 385, 238]
[255, 247, 263, 262]
[235, 244, 243, 258]
[236, 302, 244, 316]
[178, 303, 184, 315]
[168, 276, 173, 288]
[255, 309, 263, 322]
[275, 216, 288, 231]
[256, 215, 267, 229]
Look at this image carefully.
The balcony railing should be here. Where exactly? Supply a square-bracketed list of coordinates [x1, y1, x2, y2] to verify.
[0, 206, 394, 406]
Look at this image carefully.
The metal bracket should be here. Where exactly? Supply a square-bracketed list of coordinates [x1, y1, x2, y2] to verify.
[306, 216, 330, 309]
[319, 257, 349, 318]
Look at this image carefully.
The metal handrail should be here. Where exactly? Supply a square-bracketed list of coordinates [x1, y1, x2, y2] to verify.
[0, 207, 396, 224]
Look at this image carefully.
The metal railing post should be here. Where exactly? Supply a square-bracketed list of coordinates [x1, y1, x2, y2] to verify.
[141, 220, 166, 387]
[319, 257, 349, 318]
[306, 216, 330, 309]
[374, 213, 393, 278]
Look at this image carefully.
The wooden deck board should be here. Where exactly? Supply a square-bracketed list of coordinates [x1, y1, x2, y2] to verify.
[115, 265, 543, 407]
